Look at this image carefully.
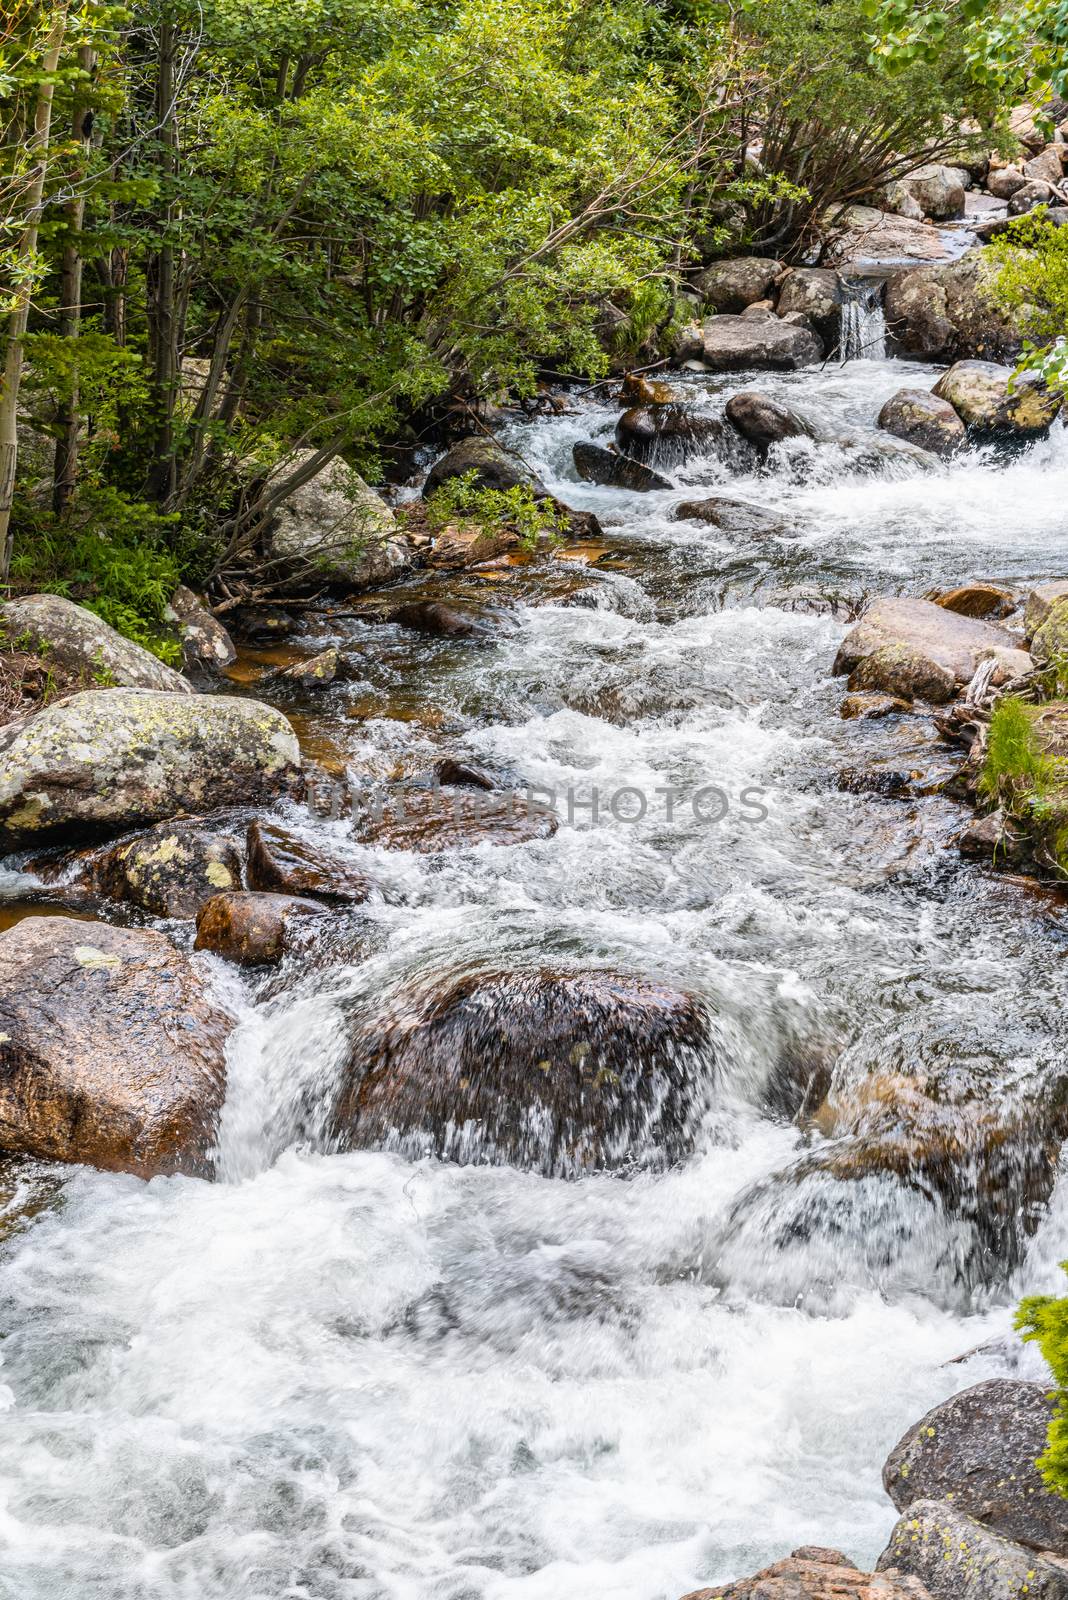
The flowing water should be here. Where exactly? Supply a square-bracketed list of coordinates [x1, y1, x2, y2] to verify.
[3, 359, 1068, 1600]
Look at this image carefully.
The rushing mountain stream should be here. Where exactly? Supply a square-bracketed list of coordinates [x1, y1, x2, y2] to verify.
[4, 355, 1068, 1600]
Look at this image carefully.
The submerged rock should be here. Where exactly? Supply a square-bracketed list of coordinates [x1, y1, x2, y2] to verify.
[265, 451, 413, 591]
[0, 916, 228, 1177]
[674, 316, 824, 372]
[195, 890, 325, 966]
[932, 361, 1061, 438]
[335, 967, 711, 1175]
[673, 497, 787, 537]
[0, 689, 301, 850]
[933, 583, 1015, 620]
[877, 390, 966, 458]
[356, 784, 558, 852]
[1, 593, 190, 694]
[572, 441, 671, 492]
[681, 1546, 932, 1600]
[725, 390, 815, 450]
[246, 819, 372, 904]
[694, 256, 782, 312]
[877, 1501, 1068, 1600]
[834, 598, 1016, 704]
[883, 1380, 1068, 1553]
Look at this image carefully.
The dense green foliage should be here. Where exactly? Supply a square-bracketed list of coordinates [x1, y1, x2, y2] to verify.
[1018, 1273, 1068, 1496]
[1, 0, 1000, 648]
[988, 214, 1068, 397]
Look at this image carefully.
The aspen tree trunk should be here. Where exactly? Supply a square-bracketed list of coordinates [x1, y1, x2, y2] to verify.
[52, 41, 97, 515]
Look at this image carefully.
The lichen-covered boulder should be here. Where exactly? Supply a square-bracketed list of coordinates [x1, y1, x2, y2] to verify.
[0, 916, 229, 1177]
[1, 594, 190, 693]
[681, 1546, 932, 1600]
[725, 390, 815, 450]
[884, 252, 1021, 363]
[883, 1380, 1068, 1553]
[674, 316, 823, 371]
[775, 268, 843, 343]
[899, 163, 968, 220]
[1025, 582, 1068, 641]
[877, 389, 966, 457]
[265, 452, 412, 591]
[694, 256, 782, 312]
[0, 689, 301, 850]
[82, 819, 243, 917]
[877, 1501, 1068, 1600]
[572, 442, 671, 492]
[334, 966, 711, 1175]
[1030, 598, 1068, 665]
[195, 890, 325, 966]
[933, 361, 1061, 438]
[834, 597, 1017, 703]
[1010, 180, 1055, 215]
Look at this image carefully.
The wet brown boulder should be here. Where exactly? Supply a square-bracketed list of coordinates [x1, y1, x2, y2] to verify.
[0, 916, 229, 1177]
[694, 256, 782, 312]
[165, 586, 237, 681]
[725, 390, 815, 451]
[270, 647, 339, 686]
[614, 405, 723, 466]
[335, 967, 711, 1175]
[427, 524, 520, 568]
[0, 689, 302, 851]
[573, 441, 671, 492]
[933, 583, 1014, 620]
[840, 692, 910, 719]
[390, 600, 488, 638]
[356, 785, 558, 852]
[246, 819, 372, 904]
[877, 390, 966, 458]
[681, 1546, 932, 1600]
[423, 436, 535, 498]
[674, 316, 823, 372]
[877, 1501, 1068, 1600]
[834, 598, 1016, 704]
[85, 820, 243, 917]
[195, 890, 325, 966]
[1, 593, 191, 694]
[883, 1380, 1068, 1553]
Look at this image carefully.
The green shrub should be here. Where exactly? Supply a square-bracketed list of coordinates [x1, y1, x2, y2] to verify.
[1017, 1277, 1068, 1497]
[425, 469, 569, 551]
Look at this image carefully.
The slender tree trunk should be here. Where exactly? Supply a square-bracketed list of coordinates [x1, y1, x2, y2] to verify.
[0, 4, 68, 583]
[52, 42, 96, 515]
[147, 14, 178, 502]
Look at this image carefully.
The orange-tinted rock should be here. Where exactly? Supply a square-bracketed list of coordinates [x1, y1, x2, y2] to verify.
[246, 820, 372, 904]
[0, 916, 229, 1177]
[680, 1546, 931, 1600]
[195, 891, 325, 966]
[336, 967, 711, 1175]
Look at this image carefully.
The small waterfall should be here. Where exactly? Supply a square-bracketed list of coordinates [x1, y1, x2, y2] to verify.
[839, 276, 887, 362]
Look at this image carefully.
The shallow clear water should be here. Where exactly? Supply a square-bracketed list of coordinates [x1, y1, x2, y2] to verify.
[2, 359, 1068, 1600]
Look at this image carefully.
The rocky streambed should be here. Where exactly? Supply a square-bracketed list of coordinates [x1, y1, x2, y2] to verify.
[2, 334, 1068, 1597]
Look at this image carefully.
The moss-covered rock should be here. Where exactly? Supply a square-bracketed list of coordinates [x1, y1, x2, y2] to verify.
[0, 689, 301, 850]
[2, 593, 190, 693]
[933, 361, 1061, 438]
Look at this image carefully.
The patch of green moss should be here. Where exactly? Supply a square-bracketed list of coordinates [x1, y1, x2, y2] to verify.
[981, 698, 1068, 875]
[1017, 1273, 1068, 1497]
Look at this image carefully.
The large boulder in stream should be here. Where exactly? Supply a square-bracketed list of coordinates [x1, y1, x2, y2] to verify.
[1, 594, 191, 693]
[0, 689, 301, 850]
[825, 205, 951, 265]
[195, 890, 326, 967]
[673, 316, 824, 371]
[246, 819, 372, 904]
[355, 784, 558, 852]
[423, 436, 534, 497]
[898, 163, 968, 220]
[883, 1380, 1068, 1554]
[38, 818, 246, 918]
[694, 256, 782, 312]
[877, 1502, 1068, 1600]
[681, 1546, 932, 1600]
[877, 390, 966, 458]
[615, 405, 723, 466]
[775, 268, 843, 344]
[933, 361, 1061, 438]
[335, 967, 711, 1175]
[265, 452, 413, 591]
[833, 598, 1017, 703]
[164, 586, 237, 681]
[884, 252, 1021, 363]
[674, 497, 787, 537]
[0, 916, 229, 1178]
[725, 390, 815, 450]
[572, 441, 671, 492]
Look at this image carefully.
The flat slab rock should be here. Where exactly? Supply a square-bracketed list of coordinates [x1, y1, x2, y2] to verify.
[681, 1547, 933, 1600]
[883, 1379, 1068, 1554]
[834, 597, 1017, 703]
[0, 916, 229, 1177]
[878, 1500, 1068, 1600]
